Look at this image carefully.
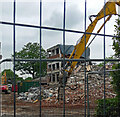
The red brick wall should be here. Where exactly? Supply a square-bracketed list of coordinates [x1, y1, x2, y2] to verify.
[47, 54, 60, 59]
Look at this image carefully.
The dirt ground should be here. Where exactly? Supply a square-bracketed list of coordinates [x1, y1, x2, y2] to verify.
[1, 92, 96, 117]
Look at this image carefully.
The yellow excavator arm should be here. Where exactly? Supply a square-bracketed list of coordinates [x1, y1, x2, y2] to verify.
[66, 0, 120, 75]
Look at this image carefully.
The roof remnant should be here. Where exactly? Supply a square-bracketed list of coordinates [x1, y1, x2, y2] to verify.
[47, 44, 90, 58]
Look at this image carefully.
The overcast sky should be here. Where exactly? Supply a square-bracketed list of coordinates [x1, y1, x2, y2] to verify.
[0, 0, 119, 61]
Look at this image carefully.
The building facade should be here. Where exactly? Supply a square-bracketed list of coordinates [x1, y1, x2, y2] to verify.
[47, 44, 90, 83]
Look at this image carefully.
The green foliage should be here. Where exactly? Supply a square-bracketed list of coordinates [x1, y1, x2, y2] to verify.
[98, 62, 104, 67]
[96, 98, 119, 117]
[96, 19, 120, 117]
[97, 57, 114, 67]
[113, 19, 120, 58]
[2, 69, 18, 78]
[111, 19, 120, 98]
[110, 63, 120, 98]
[16, 77, 24, 82]
[2, 69, 23, 82]
[24, 77, 33, 81]
[13, 42, 47, 79]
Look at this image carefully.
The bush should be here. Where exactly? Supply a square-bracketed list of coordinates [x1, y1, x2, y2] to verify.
[96, 98, 119, 117]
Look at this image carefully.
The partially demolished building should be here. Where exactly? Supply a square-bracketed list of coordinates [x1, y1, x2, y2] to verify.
[47, 44, 90, 83]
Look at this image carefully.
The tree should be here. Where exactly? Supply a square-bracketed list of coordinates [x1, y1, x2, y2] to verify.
[112, 19, 120, 58]
[111, 19, 120, 97]
[14, 42, 47, 79]
[24, 77, 33, 81]
[96, 19, 120, 117]
[2, 69, 23, 83]
[111, 19, 120, 116]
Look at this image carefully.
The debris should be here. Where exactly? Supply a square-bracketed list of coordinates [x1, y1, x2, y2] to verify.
[33, 99, 38, 103]
[17, 65, 116, 107]
[17, 86, 55, 102]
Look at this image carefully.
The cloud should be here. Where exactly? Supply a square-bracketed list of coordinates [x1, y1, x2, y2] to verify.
[15, 27, 39, 51]
[43, 4, 83, 29]
[0, 24, 40, 59]
[42, 30, 62, 50]
[0, 1, 40, 25]
[0, 0, 115, 61]
[0, 24, 13, 59]
[66, 4, 83, 29]
[16, 2, 39, 25]
[43, 10, 62, 28]
[0, 2, 13, 22]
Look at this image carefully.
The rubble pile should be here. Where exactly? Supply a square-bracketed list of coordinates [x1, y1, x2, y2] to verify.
[17, 86, 58, 103]
[65, 67, 116, 106]
[18, 87, 40, 101]
[17, 65, 116, 107]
